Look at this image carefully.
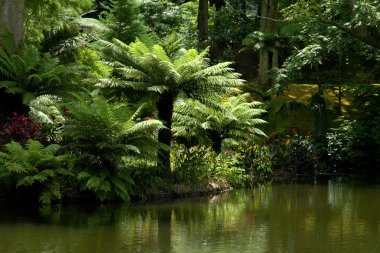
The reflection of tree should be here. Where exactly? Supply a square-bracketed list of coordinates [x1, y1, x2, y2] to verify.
[1, 183, 380, 252]
[157, 208, 173, 253]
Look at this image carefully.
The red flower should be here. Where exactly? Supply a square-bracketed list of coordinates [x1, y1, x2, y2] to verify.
[146, 117, 154, 121]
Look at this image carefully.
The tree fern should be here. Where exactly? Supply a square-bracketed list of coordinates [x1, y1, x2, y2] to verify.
[0, 42, 75, 105]
[0, 140, 72, 204]
[95, 39, 244, 174]
[62, 93, 164, 201]
[173, 93, 267, 152]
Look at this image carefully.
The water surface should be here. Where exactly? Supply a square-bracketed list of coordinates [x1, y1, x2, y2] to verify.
[1, 181, 380, 253]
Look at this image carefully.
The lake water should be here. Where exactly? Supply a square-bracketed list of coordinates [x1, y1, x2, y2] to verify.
[1, 181, 380, 253]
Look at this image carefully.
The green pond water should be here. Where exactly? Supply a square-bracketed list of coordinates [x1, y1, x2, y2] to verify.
[1, 181, 380, 253]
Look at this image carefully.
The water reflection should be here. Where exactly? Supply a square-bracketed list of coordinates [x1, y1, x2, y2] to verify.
[1, 181, 380, 252]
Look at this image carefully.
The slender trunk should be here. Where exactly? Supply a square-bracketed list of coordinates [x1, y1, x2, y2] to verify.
[258, 0, 278, 90]
[272, 48, 278, 70]
[210, 130, 222, 153]
[258, 48, 269, 86]
[197, 0, 209, 42]
[157, 93, 175, 177]
[0, 0, 25, 49]
[338, 52, 342, 114]
[316, 65, 321, 93]
[258, 0, 269, 87]
[0, 0, 26, 123]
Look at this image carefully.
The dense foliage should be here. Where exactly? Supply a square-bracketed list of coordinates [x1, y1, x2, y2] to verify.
[0, 140, 72, 204]
[0, 0, 378, 204]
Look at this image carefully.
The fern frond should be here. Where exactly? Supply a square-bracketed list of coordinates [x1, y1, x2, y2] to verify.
[29, 95, 63, 124]
[95, 78, 148, 91]
[111, 176, 131, 201]
[151, 45, 171, 63]
[0, 30, 17, 55]
[77, 171, 91, 180]
[123, 119, 164, 136]
[173, 94, 267, 149]
[85, 176, 105, 191]
[72, 17, 109, 32]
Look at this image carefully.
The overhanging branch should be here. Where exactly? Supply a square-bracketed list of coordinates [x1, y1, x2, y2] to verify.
[316, 16, 380, 50]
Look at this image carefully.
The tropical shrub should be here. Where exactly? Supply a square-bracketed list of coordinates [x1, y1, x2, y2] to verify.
[171, 144, 214, 184]
[0, 140, 72, 204]
[326, 86, 380, 175]
[214, 152, 247, 188]
[242, 145, 273, 180]
[267, 129, 317, 176]
[171, 144, 247, 188]
[326, 119, 357, 171]
[327, 118, 380, 174]
[62, 94, 164, 201]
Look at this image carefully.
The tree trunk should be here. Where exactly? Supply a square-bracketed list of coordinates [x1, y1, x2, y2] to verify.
[272, 48, 278, 69]
[210, 130, 222, 153]
[258, 0, 278, 90]
[338, 52, 342, 114]
[0, 0, 26, 123]
[0, 0, 25, 49]
[197, 0, 209, 42]
[258, 48, 269, 87]
[157, 93, 175, 177]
